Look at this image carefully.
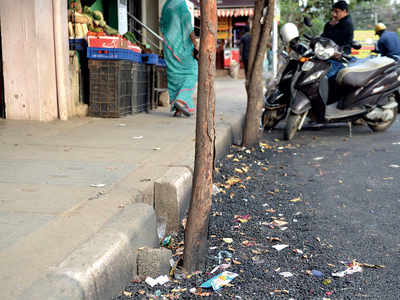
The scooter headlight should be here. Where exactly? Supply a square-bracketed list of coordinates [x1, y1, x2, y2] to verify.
[315, 42, 335, 60]
[301, 70, 325, 85]
[302, 61, 314, 71]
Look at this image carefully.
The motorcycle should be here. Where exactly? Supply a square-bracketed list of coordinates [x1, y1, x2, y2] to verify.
[262, 22, 400, 140]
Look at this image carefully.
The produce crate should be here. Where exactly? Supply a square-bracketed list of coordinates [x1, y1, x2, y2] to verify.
[69, 38, 87, 51]
[142, 53, 159, 65]
[131, 63, 152, 113]
[157, 58, 167, 67]
[88, 60, 133, 117]
[87, 47, 142, 63]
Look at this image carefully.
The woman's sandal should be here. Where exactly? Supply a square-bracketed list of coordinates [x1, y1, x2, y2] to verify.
[175, 101, 192, 117]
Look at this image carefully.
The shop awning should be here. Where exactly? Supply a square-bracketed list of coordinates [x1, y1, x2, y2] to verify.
[193, 8, 254, 18]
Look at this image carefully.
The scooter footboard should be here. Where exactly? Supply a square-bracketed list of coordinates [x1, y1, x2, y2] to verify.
[291, 91, 311, 114]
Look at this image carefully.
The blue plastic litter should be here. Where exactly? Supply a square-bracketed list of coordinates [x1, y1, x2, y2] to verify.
[311, 270, 324, 277]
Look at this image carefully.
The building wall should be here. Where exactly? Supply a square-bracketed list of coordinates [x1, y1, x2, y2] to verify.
[0, 0, 59, 121]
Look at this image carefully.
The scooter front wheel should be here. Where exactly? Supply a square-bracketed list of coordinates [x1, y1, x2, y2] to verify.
[367, 107, 397, 132]
[284, 113, 302, 140]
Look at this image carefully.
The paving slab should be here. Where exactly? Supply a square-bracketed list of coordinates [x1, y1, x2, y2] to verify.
[0, 77, 247, 299]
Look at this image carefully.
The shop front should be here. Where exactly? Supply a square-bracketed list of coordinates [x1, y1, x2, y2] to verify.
[191, 0, 255, 69]
[0, 0, 164, 121]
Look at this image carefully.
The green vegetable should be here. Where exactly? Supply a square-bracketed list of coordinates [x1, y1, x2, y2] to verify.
[123, 32, 136, 43]
[104, 25, 119, 36]
[92, 10, 104, 21]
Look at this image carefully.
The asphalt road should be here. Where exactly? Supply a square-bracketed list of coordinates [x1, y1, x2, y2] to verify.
[261, 120, 400, 299]
[115, 119, 400, 299]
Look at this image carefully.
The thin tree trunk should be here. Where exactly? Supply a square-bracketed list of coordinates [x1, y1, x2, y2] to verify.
[183, 0, 217, 273]
[242, 0, 275, 146]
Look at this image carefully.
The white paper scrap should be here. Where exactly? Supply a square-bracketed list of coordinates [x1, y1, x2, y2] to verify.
[272, 244, 289, 251]
[279, 271, 293, 277]
[90, 184, 106, 188]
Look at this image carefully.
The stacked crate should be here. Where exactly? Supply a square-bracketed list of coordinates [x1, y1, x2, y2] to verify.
[88, 60, 133, 117]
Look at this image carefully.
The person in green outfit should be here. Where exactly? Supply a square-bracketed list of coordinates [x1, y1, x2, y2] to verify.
[160, 0, 198, 117]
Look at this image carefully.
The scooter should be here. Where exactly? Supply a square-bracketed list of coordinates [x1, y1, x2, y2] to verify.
[263, 22, 400, 140]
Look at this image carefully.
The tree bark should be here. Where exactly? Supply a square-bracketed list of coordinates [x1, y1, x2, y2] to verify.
[242, 0, 275, 147]
[183, 0, 217, 273]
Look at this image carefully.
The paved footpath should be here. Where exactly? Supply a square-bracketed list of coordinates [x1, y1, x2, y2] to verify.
[0, 77, 247, 299]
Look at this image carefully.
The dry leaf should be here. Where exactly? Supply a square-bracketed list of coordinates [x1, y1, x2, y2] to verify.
[123, 291, 132, 297]
[233, 158, 240, 162]
[271, 220, 288, 227]
[251, 249, 262, 255]
[242, 240, 255, 247]
[268, 237, 282, 243]
[226, 154, 234, 159]
[234, 168, 244, 174]
[290, 197, 302, 203]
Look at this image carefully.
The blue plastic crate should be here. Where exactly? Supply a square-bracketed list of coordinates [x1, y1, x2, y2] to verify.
[142, 53, 159, 65]
[129, 51, 142, 63]
[69, 39, 87, 51]
[87, 47, 116, 60]
[157, 58, 167, 67]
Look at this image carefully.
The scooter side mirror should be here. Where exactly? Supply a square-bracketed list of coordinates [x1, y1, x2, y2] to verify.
[352, 41, 362, 50]
[304, 16, 313, 27]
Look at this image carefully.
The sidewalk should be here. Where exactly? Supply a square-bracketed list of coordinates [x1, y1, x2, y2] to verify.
[0, 77, 247, 300]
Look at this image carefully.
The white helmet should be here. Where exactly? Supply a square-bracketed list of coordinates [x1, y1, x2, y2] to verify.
[280, 23, 299, 44]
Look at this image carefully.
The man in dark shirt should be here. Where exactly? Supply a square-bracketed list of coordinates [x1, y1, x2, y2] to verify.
[239, 26, 251, 76]
[322, 1, 354, 79]
[322, 0, 354, 54]
[375, 23, 400, 61]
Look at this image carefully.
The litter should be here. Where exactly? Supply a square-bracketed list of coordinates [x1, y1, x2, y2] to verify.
[200, 271, 238, 291]
[118, 123, 127, 127]
[279, 271, 293, 277]
[216, 251, 232, 264]
[332, 265, 362, 277]
[210, 263, 231, 274]
[132, 136, 143, 139]
[162, 235, 172, 248]
[311, 270, 323, 277]
[234, 214, 251, 223]
[272, 244, 289, 251]
[145, 275, 169, 287]
[290, 197, 302, 203]
[313, 157, 324, 161]
[90, 183, 106, 188]
[153, 147, 161, 150]
[322, 279, 332, 285]
[222, 238, 233, 244]
[389, 164, 400, 168]
[212, 184, 221, 195]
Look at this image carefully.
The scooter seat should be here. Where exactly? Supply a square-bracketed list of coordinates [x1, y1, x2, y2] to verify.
[336, 57, 395, 88]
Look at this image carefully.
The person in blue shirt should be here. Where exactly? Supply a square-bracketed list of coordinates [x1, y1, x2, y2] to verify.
[375, 23, 400, 61]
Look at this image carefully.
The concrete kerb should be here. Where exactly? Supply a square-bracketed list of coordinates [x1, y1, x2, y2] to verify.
[23, 203, 158, 300]
[154, 113, 245, 236]
[23, 113, 245, 300]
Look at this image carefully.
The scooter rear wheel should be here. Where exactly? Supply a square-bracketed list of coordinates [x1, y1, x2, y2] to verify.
[367, 107, 397, 132]
[284, 113, 301, 140]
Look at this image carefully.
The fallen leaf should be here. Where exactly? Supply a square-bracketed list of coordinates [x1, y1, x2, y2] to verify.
[232, 259, 242, 265]
[223, 238, 233, 244]
[251, 249, 262, 255]
[265, 208, 276, 213]
[289, 197, 302, 203]
[268, 237, 282, 243]
[234, 168, 244, 174]
[233, 158, 240, 162]
[242, 240, 256, 247]
[123, 291, 132, 297]
[271, 220, 288, 227]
